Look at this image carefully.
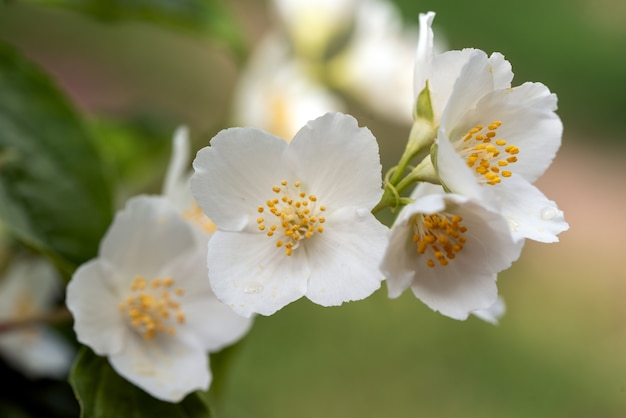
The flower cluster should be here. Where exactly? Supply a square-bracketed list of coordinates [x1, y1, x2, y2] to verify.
[63, 9, 568, 406]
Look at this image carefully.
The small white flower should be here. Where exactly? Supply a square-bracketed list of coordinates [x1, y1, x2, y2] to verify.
[232, 33, 344, 141]
[66, 196, 252, 402]
[414, 12, 568, 242]
[0, 257, 74, 379]
[381, 184, 523, 320]
[191, 112, 388, 317]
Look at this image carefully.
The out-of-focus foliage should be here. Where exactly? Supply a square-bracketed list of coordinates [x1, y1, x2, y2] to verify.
[26, 0, 246, 59]
[0, 42, 113, 275]
[70, 347, 214, 418]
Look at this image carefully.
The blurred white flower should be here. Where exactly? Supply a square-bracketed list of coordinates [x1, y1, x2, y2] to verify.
[0, 257, 74, 379]
[328, 0, 418, 123]
[272, 0, 358, 59]
[381, 183, 523, 320]
[191, 112, 388, 317]
[66, 196, 252, 402]
[232, 33, 344, 141]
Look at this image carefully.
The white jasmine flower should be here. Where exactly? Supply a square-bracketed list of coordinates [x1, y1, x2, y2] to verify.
[191, 112, 388, 317]
[414, 12, 568, 242]
[0, 257, 74, 379]
[66, 196, 252, 402]
[381, 184, 523, 320]
[434, 64, 568, 242]
[232, 33, 344, 141]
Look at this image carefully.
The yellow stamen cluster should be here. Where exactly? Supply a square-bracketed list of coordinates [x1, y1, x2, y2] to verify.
[257, 180, 326, 256]
[412, 212, 468, 268]
[118, 276, 186, 341]
[183, 201, 217, 234]
[460, 121, 518, 185]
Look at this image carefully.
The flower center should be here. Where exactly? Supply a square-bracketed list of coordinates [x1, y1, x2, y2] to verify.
[257, 180, 326, 256]
[412, 212, 467, 268]
[457, 121, 519, 186]
[118, 276, 186, 340]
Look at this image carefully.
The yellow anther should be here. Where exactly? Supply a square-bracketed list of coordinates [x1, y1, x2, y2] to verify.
[281, 180, 287, 186]
[257, 217, 264, 224]
[502, 171, 512, 177]
[258, 206, 264, 213]
[272, 186, 281, 193]
[294, 181, 301, 187]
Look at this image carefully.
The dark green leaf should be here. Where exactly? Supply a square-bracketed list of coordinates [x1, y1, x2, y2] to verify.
[0, 42, 113, 274]
[70, 347, 214, 418]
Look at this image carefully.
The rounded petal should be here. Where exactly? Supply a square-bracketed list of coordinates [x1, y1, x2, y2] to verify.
[286, 112, 383, 210]
[381, 206, 420, 298]
[439, 50, 494, 131]
[66, 259, 128, 356]
[109, 332, 209, 403]
[495, 175, 569, 242]
[165, 252, 253, 351]
[488, 52, 513, 89]
[207, 230, 310, 317]
[100, 196, 195, 280]
[191, 127, 289, 231]
[304, 207, 387, 306]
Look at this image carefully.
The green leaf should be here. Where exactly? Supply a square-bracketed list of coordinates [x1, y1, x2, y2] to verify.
[0, 42, 113, 274]
[70, 347, 214, 418]
[27, 0, 247, 60]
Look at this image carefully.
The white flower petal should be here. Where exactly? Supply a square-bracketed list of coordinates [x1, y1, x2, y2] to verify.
[100, 196, 195, 280]
[471, 296, 506, 325]
[287, 112, 383, 210]
[66, 259, 128, 356]
[439, 50, 494, 132]
[304, 206, 387, 306]
[0, 326, 74, 379]
[109, 332, 209, 403]
[162, 126, 191, 208]
[496, 174, 568, 242]
[207, 231, 310, 317]
[413, 11, 436, 99]
[164, 252, 253, 351]
[488, 52, 513, 89]
[191, 128, 289, 231]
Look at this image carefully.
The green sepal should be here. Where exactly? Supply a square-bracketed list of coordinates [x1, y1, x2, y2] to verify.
[414, 80, 434, 123]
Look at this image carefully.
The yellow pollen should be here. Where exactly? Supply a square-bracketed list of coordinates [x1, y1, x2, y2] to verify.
[412, 212, 468, 268]
[119, 276, 186, 341]
[257, 180, 327, 256]
[457, 121, 519, 186]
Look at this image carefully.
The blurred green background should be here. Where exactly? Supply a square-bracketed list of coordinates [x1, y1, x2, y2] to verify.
[1, 0, 625, 417]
